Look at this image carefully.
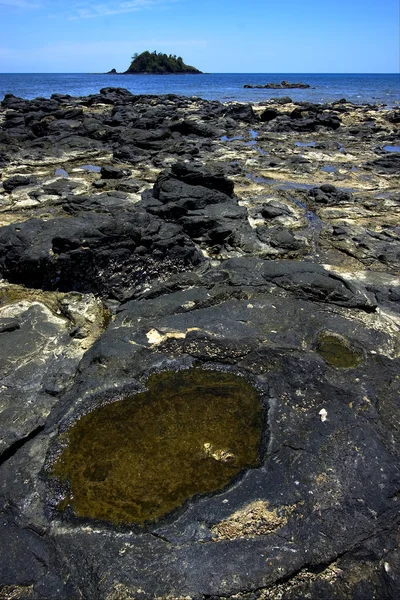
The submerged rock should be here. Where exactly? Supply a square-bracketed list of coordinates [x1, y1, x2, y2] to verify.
[49, 369, 263, 525]
[315, 331, 363, 368]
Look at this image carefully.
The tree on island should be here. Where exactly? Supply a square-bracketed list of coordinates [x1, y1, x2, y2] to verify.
[125, 51, 202, 74]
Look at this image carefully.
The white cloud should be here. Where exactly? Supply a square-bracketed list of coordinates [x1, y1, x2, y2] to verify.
[69, 0, 180, 19]
[0, 0, 41, 7]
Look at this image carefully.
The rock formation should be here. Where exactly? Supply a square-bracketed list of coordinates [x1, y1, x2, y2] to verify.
[0, 87, 399, 599]
[244, 81, 311, 89]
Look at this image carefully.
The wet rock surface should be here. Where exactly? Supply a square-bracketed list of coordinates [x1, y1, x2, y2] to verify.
[0, 89, 399, 599]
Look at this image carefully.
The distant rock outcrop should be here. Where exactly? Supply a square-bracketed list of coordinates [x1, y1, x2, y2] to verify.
[244, 80, 311, 89]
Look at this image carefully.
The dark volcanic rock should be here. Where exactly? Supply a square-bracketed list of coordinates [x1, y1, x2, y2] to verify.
[270, 96, 293, 104]
[257, 227, 306, 253]
[42, 178, 81, 197]
[146, 163, 259, 253]
[223, 102, 256, 123]
[0, 515, 73, 599]
[217, 258, 376, 311]
[0, 211, 203, 300]
[261, 203, 291, 219]
[170, 118, 222, 138]
[385, 109, 400, 124]
[1, 93, 28, 110]
[308, 184, 352, 204]
[169, 161, 235, 196]
[0, 291, 103, 457]
[260, 107, 279, 122]
[259, 103, 343, 133]
[3, 174, 37, 193]
[327, 224, 400, 272]
[365, 153, 400, 174]
[100, 165, 132, 179]
[244, 81, 311, 89]
[1, 256, 396, 599]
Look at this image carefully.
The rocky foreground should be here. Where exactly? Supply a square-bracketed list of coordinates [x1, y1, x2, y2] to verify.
[0, 88, 399, 600]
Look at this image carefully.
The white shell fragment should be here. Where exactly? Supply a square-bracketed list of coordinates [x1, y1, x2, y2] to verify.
[319, 408, 328, 422]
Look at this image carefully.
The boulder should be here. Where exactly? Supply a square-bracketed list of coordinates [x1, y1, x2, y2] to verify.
[3, 175, 37, 193]
[0, 211, 203, 300]
[100, 165, 132, 179]
[308, 184, 352, 204]
[260, 107, 279, 122]
[365, 153, 400, 174]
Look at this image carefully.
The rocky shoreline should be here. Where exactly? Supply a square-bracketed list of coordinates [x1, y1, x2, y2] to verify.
[0, 88, 399, 600]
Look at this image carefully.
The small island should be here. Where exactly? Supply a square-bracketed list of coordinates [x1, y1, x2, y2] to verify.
[107, 51, 203, 75]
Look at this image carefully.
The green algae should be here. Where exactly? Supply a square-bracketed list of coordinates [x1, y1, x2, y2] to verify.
[52, 369, 263, 526]
[316, 333, 363, 369]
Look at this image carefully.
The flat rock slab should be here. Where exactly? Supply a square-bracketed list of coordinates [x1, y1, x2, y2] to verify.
[0, 288, 107, 458]
[0, 300, 77, 456]
[0, 258, 399, 599]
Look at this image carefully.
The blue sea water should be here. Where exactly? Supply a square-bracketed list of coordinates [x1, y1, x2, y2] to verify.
[0, 73, 398, 106]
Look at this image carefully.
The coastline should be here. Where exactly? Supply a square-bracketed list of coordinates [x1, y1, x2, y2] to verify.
[0, 88, 399, 599]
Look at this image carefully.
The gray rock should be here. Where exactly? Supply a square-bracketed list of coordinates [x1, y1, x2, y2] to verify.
[0, 300, 79, 456]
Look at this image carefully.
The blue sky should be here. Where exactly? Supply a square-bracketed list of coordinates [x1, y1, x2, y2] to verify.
[0, 0, 398, 73]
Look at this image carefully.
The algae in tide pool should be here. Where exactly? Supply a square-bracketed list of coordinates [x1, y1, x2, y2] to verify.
[316, 333, 362, 368]
[52, 369, 263, 526]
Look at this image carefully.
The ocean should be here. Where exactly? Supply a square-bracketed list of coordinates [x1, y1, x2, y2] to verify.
[0, 73, 399, 106]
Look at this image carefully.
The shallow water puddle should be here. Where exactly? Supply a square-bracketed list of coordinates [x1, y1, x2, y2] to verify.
[220, 135, 244, 142]
[288, 196, 324, 256]
[277, 181, 315, 191]
[79, 164, 101, 173]
[51, 369, 263, 526]
[55, 168, 69, 177]
[246, 173, 274, 184]
[316, 333, 363, 368]
[294, 141, 316, 147]
[244, 129, 267, 155]
[383, 145, 400, 152]
[290, 196, 322, 225]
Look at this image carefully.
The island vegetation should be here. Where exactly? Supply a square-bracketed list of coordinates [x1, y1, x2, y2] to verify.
[124, 50, 202, 74]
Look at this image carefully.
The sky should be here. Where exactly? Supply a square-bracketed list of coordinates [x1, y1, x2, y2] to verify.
[0, 0, 398, 73]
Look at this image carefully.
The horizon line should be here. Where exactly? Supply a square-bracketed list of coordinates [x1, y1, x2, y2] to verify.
[0, 71, 399, 75]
